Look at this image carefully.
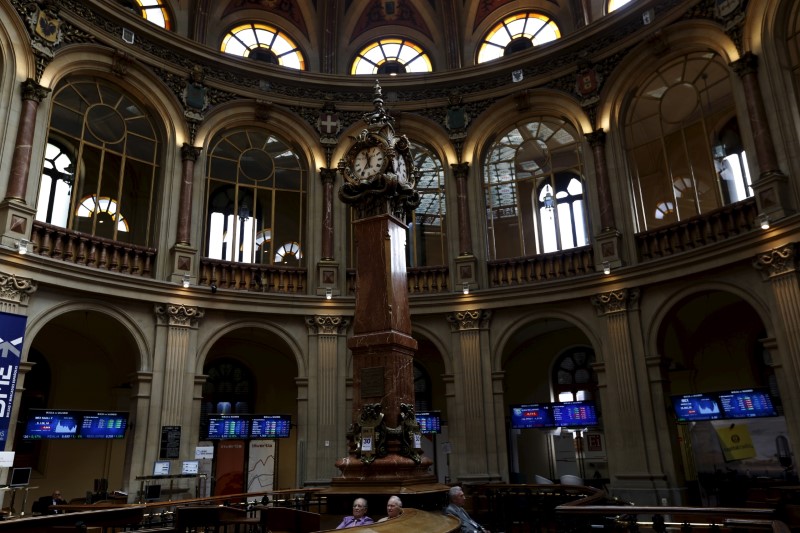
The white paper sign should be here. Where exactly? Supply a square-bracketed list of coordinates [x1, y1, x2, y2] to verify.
[413, 433, 421, 449]
[362, 436, 373, 452]
[195, 445, 214, 459]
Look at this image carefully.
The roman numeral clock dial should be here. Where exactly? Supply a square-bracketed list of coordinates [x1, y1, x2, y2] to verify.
[352, 146, 384, 180]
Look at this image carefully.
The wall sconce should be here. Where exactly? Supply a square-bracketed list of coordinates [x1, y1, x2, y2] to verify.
[462, 282, 470, 295]
[325, 287, 333, 300]
[182, 274, 190, 288]
[758, 213, 770, 230]
[16, 239, 29, 255]
[602, 261, 611, 275]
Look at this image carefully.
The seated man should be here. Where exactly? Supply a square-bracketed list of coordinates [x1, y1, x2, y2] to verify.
[444, 486, 490, 533]
[336, 497, 374, 529]
[377, 495, 403, 522]
[35, 490, 66, 515]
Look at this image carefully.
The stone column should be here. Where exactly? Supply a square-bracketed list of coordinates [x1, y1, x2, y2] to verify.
[731, 53, 793, 219]
[452, 163, 478, 291]
[754, 244, 800, 455]
[446, 310, 504, 483]
[587, 129, 622, 268]
[126, 371, 154, 494]
[176, 144, 201, 246]
[305, 315, 350, 484]
[154, 304, 204, 460]
[591, 288, 670, 504]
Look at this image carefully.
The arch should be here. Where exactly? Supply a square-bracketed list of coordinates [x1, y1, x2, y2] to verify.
[24, 300, 152, 372]
[195, 320, 306, 377]
[411, 321, 453, 374]
[0, 2, 37, 81]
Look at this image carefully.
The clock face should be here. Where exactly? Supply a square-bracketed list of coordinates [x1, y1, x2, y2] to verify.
[353, 146, 384, 180]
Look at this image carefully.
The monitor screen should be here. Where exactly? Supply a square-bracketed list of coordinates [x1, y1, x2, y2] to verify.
[249, 415, 291, 439]
[153, 461, 171, 476]
[22, 410, 81, 440]
[416, 411, 442, 434]
[79, 412, 129, 439]
[718, 388, 778, 419]
[510, 404, 554, 429]
[9, 467, 31, 487]
[552, 401, 598, 427]
[671, 393, 723, 422]
[181, 460, 199, 475]
[207, 414, 250, 439]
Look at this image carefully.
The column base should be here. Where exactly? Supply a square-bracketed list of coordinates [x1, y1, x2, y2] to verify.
[170, 243, 197, 285]
[754, 171, 795, 221]
[317, 260, 339, 297]
[0, 199, 35, 250]
[594, 227, 622, 270]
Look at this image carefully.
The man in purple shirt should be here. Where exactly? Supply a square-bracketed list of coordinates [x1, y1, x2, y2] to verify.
[336, 497, 374, 529]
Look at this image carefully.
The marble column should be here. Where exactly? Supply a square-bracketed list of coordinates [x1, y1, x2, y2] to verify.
[320, 168, 336, 261]
[452, 162, 472, 257]
[5, 79, 50, 202]
[731, 53, 793, 219]
[305, 315, 350, 484]
[154, 304, 204, 461]
[587, 130, 614, 230]
[591, 288, 671, 504]
[446, 310, 504, 483]
[753, 244, 800, 456]
[176, 144, 201, 246]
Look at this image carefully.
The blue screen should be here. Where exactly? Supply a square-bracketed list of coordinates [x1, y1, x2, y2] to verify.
[79, 412, 129, 439]
[250, 415, 291, 438]
[718, 388, 777, 419]
[551, 401, 598, 427]
[416, 411, 442, 434]
[671, 393, 723, 422]
[22, 410, 80, 440]
[510, 404, 554, 429]
[207, 415, 249, 439]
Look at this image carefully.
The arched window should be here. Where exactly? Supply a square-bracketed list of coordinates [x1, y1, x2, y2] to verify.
[36, 79, 160, 246]
[477, 12, 561, 64]
[407, 142, 447, 267]
[484, 118, 589, 259]
[625, 52, 750, 230]
[221, 23, 305, 70]
[131, 0, 171, 29]
[204, 127, 307, 266]
[351, 38, 432, 75]
[607, 0, 635, 13]
[551, 347, 598, 404]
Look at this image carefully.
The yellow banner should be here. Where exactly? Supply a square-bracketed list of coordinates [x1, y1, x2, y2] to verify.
[715, 424, 756, 461]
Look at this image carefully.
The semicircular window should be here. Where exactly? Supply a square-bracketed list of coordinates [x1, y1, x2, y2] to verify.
[351, 38, 432, 75]
[477, 12, 561, 64]
[131, 0, 171, 29]
[221, 23, 306, 70]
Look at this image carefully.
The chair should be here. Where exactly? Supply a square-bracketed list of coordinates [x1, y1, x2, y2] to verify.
[560, 474, 584, 486]
[534, 474, 554, 484]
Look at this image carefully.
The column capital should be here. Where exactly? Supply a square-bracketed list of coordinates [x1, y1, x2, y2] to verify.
[21, 78, 50, 102]
[181, 143, 202, 162]
[731, 52, 758, 78]
[155, 303, 204, 327]
[319, 167, 338, 184]
[591, 288, 640, 315]
[754, 243, 798, 278]
[0, 271, 37, 305]
[586, 128, 606, 147]
[447, 309, 491, 331]
[451, 162, 470, 180]
[305, 314, 350, 335]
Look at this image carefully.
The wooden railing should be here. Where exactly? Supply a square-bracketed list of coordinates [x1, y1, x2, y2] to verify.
[31, 221, 156, 277]
[198, 258, 307, 294]
[635, 198, 758, 261]
[487, 246, 595, 287]
[408, 266, 449, 293]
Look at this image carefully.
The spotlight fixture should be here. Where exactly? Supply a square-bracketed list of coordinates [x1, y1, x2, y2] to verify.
[182, 274, 190, 288]
[758, 213, 770, 230]
[602, 261, 611, 275]
[16, 239, 29, 255]
[462, 282, 470, 295]
[210, 283, 217, 294]
[325, 287, 333, 300]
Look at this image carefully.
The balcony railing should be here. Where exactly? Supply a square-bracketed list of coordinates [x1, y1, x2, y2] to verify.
[488, 246, 595, 287]
[31, 221, 156, 277]
[345, 265, 450, 295]
[198, 258, 307, 294]
[635, 198, 758, 261]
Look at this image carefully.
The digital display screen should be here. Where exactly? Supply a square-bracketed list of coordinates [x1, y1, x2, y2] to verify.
[552, 401, 598, 427]
[416, 411, 442, 434]
[153, 461, 170, 476]
[718, 389, 777, 419]
[510, 404, 554, 429]
[181, 460, 199, 475]
[79, 412, 129, 439]
[207, 415, 250, 439]
[671, 393, 723, 422]
[22, 410, 81, 440]
[250, 415, 291, 439]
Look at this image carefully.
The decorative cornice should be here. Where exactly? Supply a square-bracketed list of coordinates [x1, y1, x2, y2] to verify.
[305, 315, 350, 336]
[0, 272, 37, 305]
[447, 310, 491, 331]
[591, 288, 640, 315]
[155, 303, 204, 327]
[754, 244, 798, 278]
